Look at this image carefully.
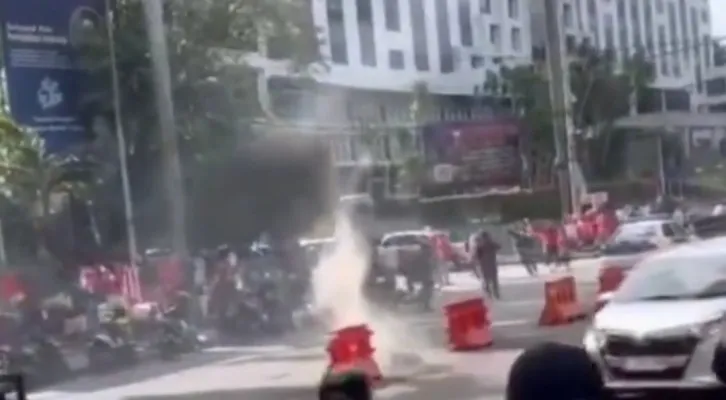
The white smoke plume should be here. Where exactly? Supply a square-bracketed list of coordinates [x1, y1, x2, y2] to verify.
[310, 211, 431, 372]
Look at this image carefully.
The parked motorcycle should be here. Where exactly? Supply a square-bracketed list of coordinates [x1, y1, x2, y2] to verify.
[156, 309, 207, 360]
[0, 333, 70, 388]
[88, 308, 138, 373]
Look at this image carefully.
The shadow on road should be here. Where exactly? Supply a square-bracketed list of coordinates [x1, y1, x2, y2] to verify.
[123, 385, 317, 400]
[217, 351, 326, 366]
[36, 348, 257, 395]
[120, 363, 505, 400]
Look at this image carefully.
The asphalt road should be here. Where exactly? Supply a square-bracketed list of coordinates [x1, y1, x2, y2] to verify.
[31, 258, 602, 400]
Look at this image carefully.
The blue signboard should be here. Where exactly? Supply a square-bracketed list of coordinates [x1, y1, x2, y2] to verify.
[0, 0, 106, 153]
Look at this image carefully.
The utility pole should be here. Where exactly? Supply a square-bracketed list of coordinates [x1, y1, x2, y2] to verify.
[104, 0, 139, 265]
[143, 0, 188, 257]
[543, 0, 573, 216]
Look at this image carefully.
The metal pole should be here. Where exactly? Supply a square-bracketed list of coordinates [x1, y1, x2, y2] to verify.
[142, 0, 188, 258]
[0, 218, 7, 265]
[105, 0, 138, 265]
[543, 0, 572, 216]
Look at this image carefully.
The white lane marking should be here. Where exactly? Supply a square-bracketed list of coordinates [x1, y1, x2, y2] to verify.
[497, 299, 542, 307]
[490, 319, 530, 327]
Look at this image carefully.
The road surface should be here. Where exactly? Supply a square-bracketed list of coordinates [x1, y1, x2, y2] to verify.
[31, 258, 601, 400]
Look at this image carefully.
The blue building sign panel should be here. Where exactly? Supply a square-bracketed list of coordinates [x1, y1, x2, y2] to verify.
[0, 0, 106, 153]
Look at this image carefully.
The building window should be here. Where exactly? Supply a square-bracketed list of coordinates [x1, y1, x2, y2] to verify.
[604, 14, 614, 50]
[701, 9, 709, 23]
[658, 25, 669, 75]
[356, 0, 377, 66]
[409, 0, 429, 70]
[563, 3, 573, 28]
[490, 24, 501, 47]
[480, 0, 490, 14]
[458, 0, 473, 46]
[326, 0, 348, 64]
[644, 0, 654, 55]
[587, 0, 599, 47]
[511, 27, 522, 51]
[678, 0, 689, 64]
[574, 0, 583, 29]
[630, 0, 642, 49]
[667, 2, 679, 74]
[389, 50, 404, 69]
[690, 7, 701, 61]
[384, 0, 400, 31]
[436, 0, 454, 73]
[507, 0, 518, 19]
[655, 0, 664, 14]
[470, 55, 484, 68]
[706, 78, 726, 96]
[704, 34, 712, 67]
[565, 34, 577, 55]
[616, 0, 628, 59]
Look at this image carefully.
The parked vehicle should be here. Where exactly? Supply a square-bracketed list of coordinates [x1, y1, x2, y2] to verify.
[0, 332, 70, 388]
[88, 307, 138, 373]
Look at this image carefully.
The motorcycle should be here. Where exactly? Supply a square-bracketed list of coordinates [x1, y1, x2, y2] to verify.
[156, 309, 207, 360]
[88, 310, 138, 373]
[0, 333, 70, 388]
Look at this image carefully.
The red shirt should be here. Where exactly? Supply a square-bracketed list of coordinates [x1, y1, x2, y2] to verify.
[431, 233, 455, 261]
[596, 210, 618, 240]
[543, 227, 558, 246]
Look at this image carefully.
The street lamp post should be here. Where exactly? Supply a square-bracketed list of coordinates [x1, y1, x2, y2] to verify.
[104, 0, 139, 265]
[543, 0, 574, 216]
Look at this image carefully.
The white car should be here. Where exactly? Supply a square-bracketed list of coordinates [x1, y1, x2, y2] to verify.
[584, 236, 726, 393]
[598, 218, 691, 279]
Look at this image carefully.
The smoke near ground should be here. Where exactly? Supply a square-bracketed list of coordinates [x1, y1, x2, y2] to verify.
[310, 211, 431, 373]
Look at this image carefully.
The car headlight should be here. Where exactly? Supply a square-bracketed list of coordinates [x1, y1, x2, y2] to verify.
[684, 318, 725, 381]
[692, 318, 722, 339]
[583, 327, 606, 353]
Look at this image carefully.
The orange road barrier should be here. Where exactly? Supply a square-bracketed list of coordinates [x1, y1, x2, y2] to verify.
[539, 275, 585, 326]
[444, 298, 493, 351]
[325, 324, 382, 386]
[598, 265, 626, 295]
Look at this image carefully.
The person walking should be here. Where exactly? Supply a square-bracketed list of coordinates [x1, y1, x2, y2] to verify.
[413, 238, 436, 311]
[509, 221, 538, 276]
[474, 231, 501, 300]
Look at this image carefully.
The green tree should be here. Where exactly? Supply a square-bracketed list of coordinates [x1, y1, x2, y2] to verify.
[569, 46, 655, 179]
[77, 0, 321, 246]
[0, 115, 97, 259]
[499, 46, 655, 182]
[497, 65, 553, 185]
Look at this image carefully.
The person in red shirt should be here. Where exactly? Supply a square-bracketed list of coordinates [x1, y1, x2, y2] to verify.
[556, 224, 571, 270]
[595, 202, 619, 244]
[541, 223, 559, 269]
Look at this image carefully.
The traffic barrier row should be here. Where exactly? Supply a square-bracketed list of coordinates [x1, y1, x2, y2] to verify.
[324, 298, 495, 386]
[324, 271, 610, 385]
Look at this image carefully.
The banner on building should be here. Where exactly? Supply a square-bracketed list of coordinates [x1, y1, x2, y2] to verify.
[0, 0, 106, 152]
[420, 119, 523, 191]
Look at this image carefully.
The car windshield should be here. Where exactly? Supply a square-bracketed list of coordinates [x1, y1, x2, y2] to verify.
[612, 253, 726, 302]
[608, 221, 661, 243]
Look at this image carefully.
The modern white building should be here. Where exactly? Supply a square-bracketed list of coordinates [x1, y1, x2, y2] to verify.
[245, 0, 534, 124]
[531, 0, 714, 112]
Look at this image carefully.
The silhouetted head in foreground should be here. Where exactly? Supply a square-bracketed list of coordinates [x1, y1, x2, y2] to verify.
[318, 371, 372, 400]
[507, 342, 604, 400]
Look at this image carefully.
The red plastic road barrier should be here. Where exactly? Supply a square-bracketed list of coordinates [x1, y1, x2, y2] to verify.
[539, 275, 585, 326]
[444, 298, 493, 351]
[598, 266, 625, 295]
[325, 324, 382, 386]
